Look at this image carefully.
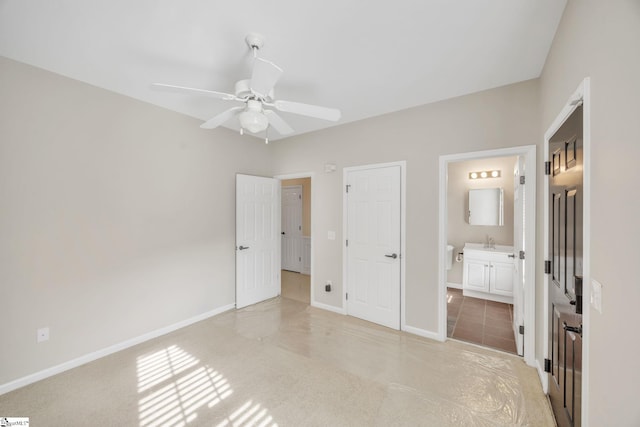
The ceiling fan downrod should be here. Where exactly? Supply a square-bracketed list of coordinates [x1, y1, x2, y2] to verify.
[245, 33, 265, 59]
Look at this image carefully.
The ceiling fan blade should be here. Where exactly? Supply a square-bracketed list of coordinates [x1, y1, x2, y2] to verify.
[264, 110, 294, 135]
[200, 106, 244, 129]
[151, 83, 238, 101]
[274, 100, 341, 122]
[250, 58, 283, 98]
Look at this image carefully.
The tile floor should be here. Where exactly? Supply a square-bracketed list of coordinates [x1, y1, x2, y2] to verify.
[447, 288, 517, 354]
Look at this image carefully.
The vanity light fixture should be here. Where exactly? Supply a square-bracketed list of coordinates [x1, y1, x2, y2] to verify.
[469, 170, 501, 180]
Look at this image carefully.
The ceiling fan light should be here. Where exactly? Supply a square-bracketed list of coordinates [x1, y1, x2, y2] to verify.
[239, 110, 269, 133]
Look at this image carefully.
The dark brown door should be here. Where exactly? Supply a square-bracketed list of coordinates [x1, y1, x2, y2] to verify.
[548, 106, 583, 427]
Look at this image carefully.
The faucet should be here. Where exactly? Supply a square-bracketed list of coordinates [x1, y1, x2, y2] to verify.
[484, 235, 495, 249]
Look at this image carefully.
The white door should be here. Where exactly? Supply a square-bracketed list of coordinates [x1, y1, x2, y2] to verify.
[512, 157, 525, 355]
[281, 185, 303, 272]
[236, 174, 280, 309]
[346, 165, 401, 330]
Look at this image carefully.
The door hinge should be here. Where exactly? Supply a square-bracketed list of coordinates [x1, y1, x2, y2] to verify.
[519, 250, 525, 260]
[346, 184, 351, 193]
[346, 239, 349, 247]
[346, 292, 348, 300]
[544, 161, 551, 175]
[520, 175, 525, 185]
[299, 257, 301, 262]
[519, 325, 525, 335]
[544, 260, 551, 274]
[299, 194, 302, 199]
[299, 225, 301, 230]
[544, 358, 551, 373]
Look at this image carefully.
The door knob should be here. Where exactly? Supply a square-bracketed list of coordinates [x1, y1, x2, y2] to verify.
[238, 246, 250, 250]
[385, 253, 398, 259]
[281, 232, 285, 235]
[508, 254, 516, 258]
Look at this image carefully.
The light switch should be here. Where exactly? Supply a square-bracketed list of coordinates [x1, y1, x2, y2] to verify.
[591, 279, 602, 313]
[327, 231, 336, 240]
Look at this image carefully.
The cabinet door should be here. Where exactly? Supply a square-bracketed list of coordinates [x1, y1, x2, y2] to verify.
[465, 260, 489, 292]
[491, 261, 514, 296]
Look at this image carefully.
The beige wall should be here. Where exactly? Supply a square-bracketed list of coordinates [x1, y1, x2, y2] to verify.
[0, 57, 273, 385]
[281, 178, 311, 237]
[538, 1, 640, 424]
[447, 156, 516, 285]
[272, 79, 540, 330]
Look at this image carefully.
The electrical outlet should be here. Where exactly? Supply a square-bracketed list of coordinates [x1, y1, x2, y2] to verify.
[325, 281, 332, 292]
[37, 327, 50, 343]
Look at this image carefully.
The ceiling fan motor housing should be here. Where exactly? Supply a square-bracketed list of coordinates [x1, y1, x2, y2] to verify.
[235, 79, 273, 101]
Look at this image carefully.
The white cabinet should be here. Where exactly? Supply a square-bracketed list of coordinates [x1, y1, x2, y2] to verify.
[463, 244, 514, 303]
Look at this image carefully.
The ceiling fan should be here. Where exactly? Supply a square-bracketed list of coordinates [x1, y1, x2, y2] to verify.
[152, 34, 341, 142]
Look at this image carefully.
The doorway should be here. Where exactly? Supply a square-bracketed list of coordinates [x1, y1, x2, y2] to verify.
[276, 174, 313, 305]
[445, 155, 521, 354]
[281, 184, 304, 273]
[439, 146, 536, 364]
[543, 78, 590, 427]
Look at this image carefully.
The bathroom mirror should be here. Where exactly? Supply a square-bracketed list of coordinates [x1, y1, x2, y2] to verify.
[468, 188, 504, 226]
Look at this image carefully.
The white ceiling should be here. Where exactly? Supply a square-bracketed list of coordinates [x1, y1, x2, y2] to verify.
[0, 0, 566, 141]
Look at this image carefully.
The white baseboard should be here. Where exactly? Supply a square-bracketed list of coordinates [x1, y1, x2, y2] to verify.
[446, 282, 463, 290]
[0, 303, 235, 396]
[402, 325, 443, 342]
[310, 300, 346, 315]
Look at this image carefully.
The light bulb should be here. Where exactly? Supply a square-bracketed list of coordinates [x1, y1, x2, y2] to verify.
[480, 171, 488, 178]
[470, 172, 478, 179]
[239, 110, 269, 133]
[491, 170, 499, 178]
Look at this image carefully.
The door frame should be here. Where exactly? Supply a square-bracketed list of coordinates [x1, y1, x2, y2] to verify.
[438, 145, 536, 365]
[542, 78, 591, 426]
[274, 172, 315, 305]
[342, 161, 407, 329]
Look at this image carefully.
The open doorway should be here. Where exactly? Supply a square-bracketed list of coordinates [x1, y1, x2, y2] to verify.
[277, 174, 312, 305]
[445, 155, 520, 354]
[439, 146, 536, 364]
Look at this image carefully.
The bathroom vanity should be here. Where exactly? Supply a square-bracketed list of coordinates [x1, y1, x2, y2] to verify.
[462, 243, 514, 304]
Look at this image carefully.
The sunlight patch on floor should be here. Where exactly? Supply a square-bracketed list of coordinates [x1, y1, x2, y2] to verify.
[215, 399, 278, 427]
[137, 345, 233, 427]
